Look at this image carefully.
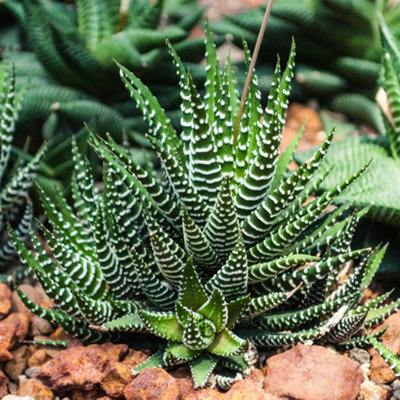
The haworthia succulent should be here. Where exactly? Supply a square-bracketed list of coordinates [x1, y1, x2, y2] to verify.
[11, 31, 395, 391]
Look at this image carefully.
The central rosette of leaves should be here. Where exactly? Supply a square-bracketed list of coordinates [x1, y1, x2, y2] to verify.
[139, 258, 250, 366]
[190, 315, 216, 348]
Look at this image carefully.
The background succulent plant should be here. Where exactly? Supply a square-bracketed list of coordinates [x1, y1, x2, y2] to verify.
[295, 17, 400, 287]
[0, 0, 211, 140]
[11, 31, 400, 388]
[0, 57, 46, 273]
[0, 0, 215, 192]
[211, 0, 400, 131]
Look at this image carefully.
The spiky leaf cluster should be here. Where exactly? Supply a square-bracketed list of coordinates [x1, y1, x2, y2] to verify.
[0, 58, 46, 270]
[12, 33, 398, 389]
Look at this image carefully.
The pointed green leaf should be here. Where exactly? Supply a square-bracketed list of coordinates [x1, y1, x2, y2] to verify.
[139, 310, 183, 341]
[207, 328, 248, 356]
[190, 353, 218, 389]
[178, 257, 208, 311]
[163, 342, 201, 366]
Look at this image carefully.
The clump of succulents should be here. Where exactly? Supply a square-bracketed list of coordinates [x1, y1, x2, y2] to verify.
[11, 29, 400, 389]
[0, 0, 210, 143]
[0, 57, 46, 271]
[4, 0, 203, 94]
[0, 0, 211, 191]
[296, 17, 400, 227]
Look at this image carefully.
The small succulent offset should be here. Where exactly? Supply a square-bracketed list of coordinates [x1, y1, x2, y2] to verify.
[11, 29, 400, 388]
[0, 58, 46, 270]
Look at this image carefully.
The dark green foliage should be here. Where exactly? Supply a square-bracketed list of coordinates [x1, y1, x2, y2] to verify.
[0, 0, 211, 190]
[1, 0, 208, 140]
[295, 17, 400, 232]
[211, 0, 400, 119]
[4, 0, 203, 95]
[11, 34, 396, 389]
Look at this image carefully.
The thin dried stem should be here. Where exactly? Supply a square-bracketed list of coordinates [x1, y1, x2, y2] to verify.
[116, 0, 131, 33]
[232, 0, 275, 148]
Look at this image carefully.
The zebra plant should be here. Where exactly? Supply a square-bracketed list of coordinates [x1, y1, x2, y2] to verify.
[11, 30, 400, 389]
[0, 58, 46, 271]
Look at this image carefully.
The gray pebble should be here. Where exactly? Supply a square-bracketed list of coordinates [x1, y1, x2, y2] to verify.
[394, 380, 400, 391]
[7, 381, 17, 395]
[24, 367, 38, 379]
[348, 348, 370, 365]
[392, 389, 400, 400]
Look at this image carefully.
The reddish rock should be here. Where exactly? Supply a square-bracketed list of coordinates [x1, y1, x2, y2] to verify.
[246, 368, 264, 388]
[264, 344, 363, 400]
[123, 367, 180, 400]
[170, 366, 194, 398]
[5, 345, 30, 380]
[0, 283, 12, 318]
[0, 313, 30, 348]
[0, 345, 13, 361]
[66, 338, 84, 348]
[28, 349, 51, 368]
[100, 349, 149, 397]
[263, 395, 281, 400]
[36, 342, 128, 392]
[358, 381, 392, 400]
[122, 349, 149, 368]
[370, 354, 396, 384]
[11, 284, 46, 314]
[0, 370, 10, 398]
[100, 361, 133, 398]
[226, 379, 269, 400]
[17, 377, 54, 400]
[29, 315, 53, 336]
[183, 389, 224, 399]
[0, 313, 30, 361]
